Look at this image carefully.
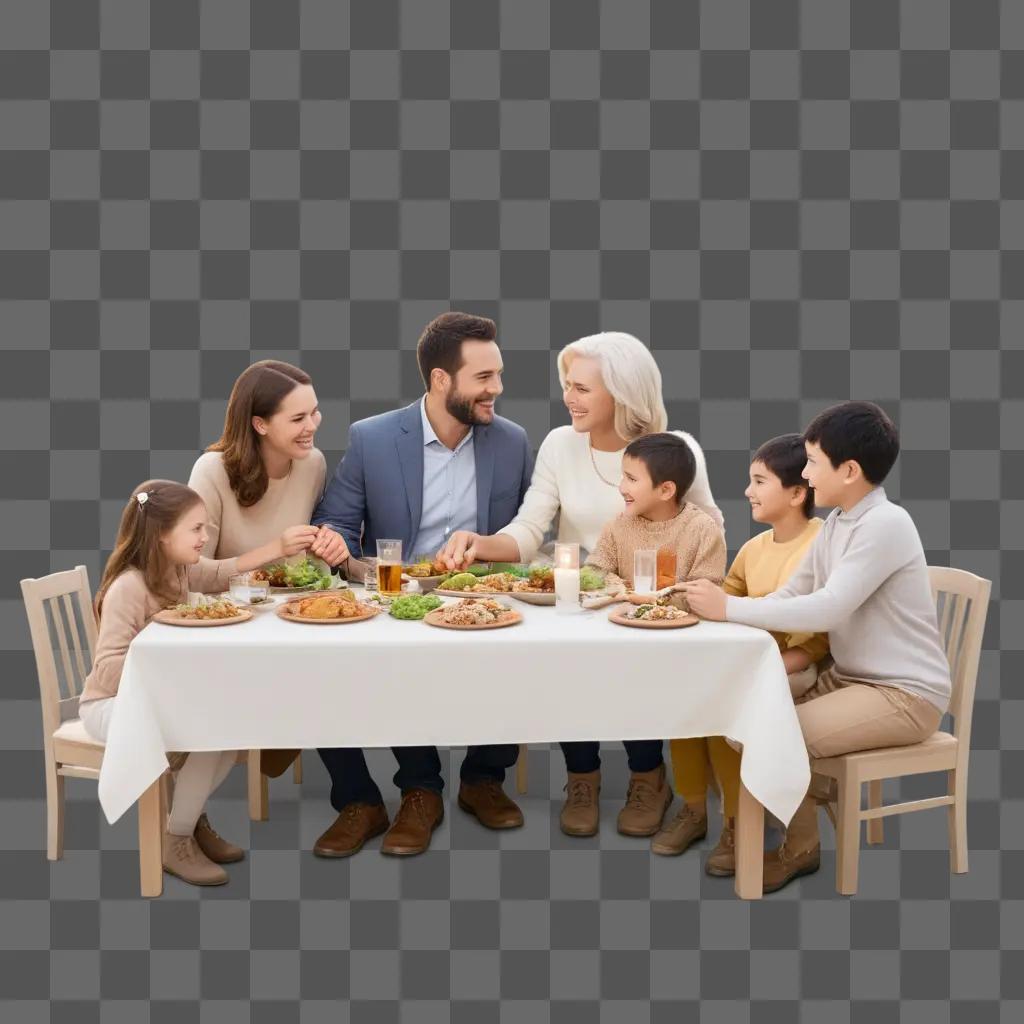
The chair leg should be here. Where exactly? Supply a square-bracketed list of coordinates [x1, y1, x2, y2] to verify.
[515, 744, 528, 795]
[138, 778, 165, 898]
[293, 752, 303, 785]
[734, 780, 765, 900]
[247, 750, 269, 822]
[46, 764, 65, 861]
[948, 767, 969, 874]
[835, 772, 862, 896]
[866, 780, 884, 845]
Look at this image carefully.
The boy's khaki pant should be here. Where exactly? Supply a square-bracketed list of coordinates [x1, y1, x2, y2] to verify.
[671, 666, 942, 819]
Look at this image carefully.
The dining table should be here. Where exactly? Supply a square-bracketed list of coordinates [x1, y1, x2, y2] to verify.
[97, 589, 811, 899]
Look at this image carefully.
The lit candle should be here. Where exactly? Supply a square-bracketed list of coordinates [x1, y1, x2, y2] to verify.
[554, 542, 581, 614]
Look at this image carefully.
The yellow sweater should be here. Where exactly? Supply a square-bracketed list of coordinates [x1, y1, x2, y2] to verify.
[723, 519, 829, 662]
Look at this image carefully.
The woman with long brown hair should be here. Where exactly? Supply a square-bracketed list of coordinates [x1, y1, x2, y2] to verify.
[188, 360, 349, 566]
[80, 481, 316, 885]
[188, 360, 350, 778]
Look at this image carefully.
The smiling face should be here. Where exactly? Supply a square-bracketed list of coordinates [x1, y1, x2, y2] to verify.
[160, 501, 208, 566]
[253, 383, 321, 462]
[442, 339, 504, 426]
[745, 460, 808, 525]
[802, 440, 860, 508]
[619, 454, 676, 518]
[562, 355, 616, 436]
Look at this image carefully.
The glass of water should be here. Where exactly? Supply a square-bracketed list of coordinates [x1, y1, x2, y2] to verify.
[633, 549, 656, 595]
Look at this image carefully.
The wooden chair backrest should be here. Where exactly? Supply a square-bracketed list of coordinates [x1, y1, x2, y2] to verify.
[928, 566, 991, 745]
[20, 566, 99, 745]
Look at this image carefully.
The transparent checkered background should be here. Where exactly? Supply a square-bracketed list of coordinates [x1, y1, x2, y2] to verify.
[0, 0, 1021, 1019]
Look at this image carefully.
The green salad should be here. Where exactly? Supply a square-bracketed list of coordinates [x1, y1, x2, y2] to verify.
[579, 565, 606, 592]
[256, 556, 332, 590]
[388, 594, 443, 620]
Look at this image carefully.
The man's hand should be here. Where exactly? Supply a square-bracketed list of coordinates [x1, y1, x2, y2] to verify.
[437, 531, 479, 571]
[309, 525, 350, 568]
[678, 578, 728, 621]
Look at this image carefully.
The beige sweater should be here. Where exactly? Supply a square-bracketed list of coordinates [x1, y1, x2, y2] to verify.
[189, 449, 327, 559]
[586, 504, 727, 591]
[80, 558, 239, 703]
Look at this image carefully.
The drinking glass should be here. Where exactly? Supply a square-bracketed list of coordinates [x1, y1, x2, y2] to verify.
[376, 539, 403, 596]
[633, 549, 656, 595]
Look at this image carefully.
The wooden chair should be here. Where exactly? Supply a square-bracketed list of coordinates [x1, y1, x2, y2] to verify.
[20, 566, 267, 858]
[812, 566, 991, 895]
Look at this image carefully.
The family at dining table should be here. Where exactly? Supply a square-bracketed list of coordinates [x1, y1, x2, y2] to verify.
[75, 311, 952, 893]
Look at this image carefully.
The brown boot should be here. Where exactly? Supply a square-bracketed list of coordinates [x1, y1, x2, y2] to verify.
[762, 796, 821, 894]
[380, 788, 444, 856]
[458, 780, 524, 829]
[560, 771, 601, 837]
[313, 803, 389, 858]
[162, 831, 228, 886]
[261, 749, 301, 778]
[617, 764, 673, 837]
[704, 817, 736, 876]
[194, 813, 244, 864]
[651, 802, 707, 856]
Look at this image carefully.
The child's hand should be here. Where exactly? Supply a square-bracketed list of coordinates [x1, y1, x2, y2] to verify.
[280, 525, 319, 558]
[781, 647, 812, 674]
[678, 578, 727, 620]
[309, 525, 350, 567]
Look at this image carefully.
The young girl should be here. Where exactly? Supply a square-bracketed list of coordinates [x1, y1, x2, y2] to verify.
[78, 480, 317, 886]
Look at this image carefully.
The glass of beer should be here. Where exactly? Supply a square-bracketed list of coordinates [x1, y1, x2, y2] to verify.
[376, 539, 403, 596]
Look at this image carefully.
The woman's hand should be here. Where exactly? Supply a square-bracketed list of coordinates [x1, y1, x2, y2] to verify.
[309, 525, 350, 568]
[437, 531, 480, 571]
[678, 578, 728, 621]
[279, 525, 319, 558]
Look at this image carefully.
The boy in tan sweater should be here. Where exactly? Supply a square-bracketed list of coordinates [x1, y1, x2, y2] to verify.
[559, 433, 726, 841]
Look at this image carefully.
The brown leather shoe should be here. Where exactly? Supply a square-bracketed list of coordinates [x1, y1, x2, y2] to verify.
[617, 764, 673, 837]
[651, 802, 707, 856]
[380, 789, 444, 856]
[704, 817, 736, 876]
[313, 803, 389, 858]
[560, 770, 601, 837]
[457, 780, 524, 830]
[762, 843, 821, 893]
[194, 813, 244, 864]
[261, 749, 301, 778]
[163, 831, 228, 886]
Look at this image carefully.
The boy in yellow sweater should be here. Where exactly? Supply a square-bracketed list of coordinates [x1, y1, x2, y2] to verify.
[653, 434, 829, 867]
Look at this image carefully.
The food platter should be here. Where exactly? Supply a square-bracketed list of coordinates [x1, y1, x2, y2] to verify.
[154, 607, 253, 628]
[608, 607, 699, 630]
[422, 598, 522, 631]
[276, 594, 380, 625]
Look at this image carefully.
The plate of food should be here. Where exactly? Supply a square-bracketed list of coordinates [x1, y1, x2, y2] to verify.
[277, 590, 380, 624]
[251, 555, 341, 594]
[154, 599, 253, 627]
[510, 564, 611, 606]
[434, 562, 532, 597]
[387, 593, 444, 620]
[423, 598, 522, 630]
[401, 555, 449, 592]
[609, 602, 699, 629]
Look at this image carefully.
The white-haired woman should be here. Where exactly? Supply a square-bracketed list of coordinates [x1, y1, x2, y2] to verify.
[438, 332, 723, 840]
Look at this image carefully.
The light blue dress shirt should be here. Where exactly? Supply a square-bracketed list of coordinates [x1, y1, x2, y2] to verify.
[411, 398, 478, 557]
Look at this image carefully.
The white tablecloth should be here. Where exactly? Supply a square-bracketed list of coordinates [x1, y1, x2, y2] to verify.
[97, 599, 810, 826]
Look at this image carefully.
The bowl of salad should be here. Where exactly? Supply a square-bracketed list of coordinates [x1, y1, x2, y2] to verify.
[251, 555, 341, 593]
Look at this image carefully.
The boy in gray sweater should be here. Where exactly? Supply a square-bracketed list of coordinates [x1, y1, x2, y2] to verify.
[683, 401, 950, 892]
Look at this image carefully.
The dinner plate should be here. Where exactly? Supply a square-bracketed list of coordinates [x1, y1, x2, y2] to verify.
[509, 590, 555, 606]
[402, 572, 446, 592]
[607, 608, 699, 630]
[277, 597, 380, 625]
[422, 607, 523, 630]
[154, 608, 253, 627]
[433, 587, 514, 599]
